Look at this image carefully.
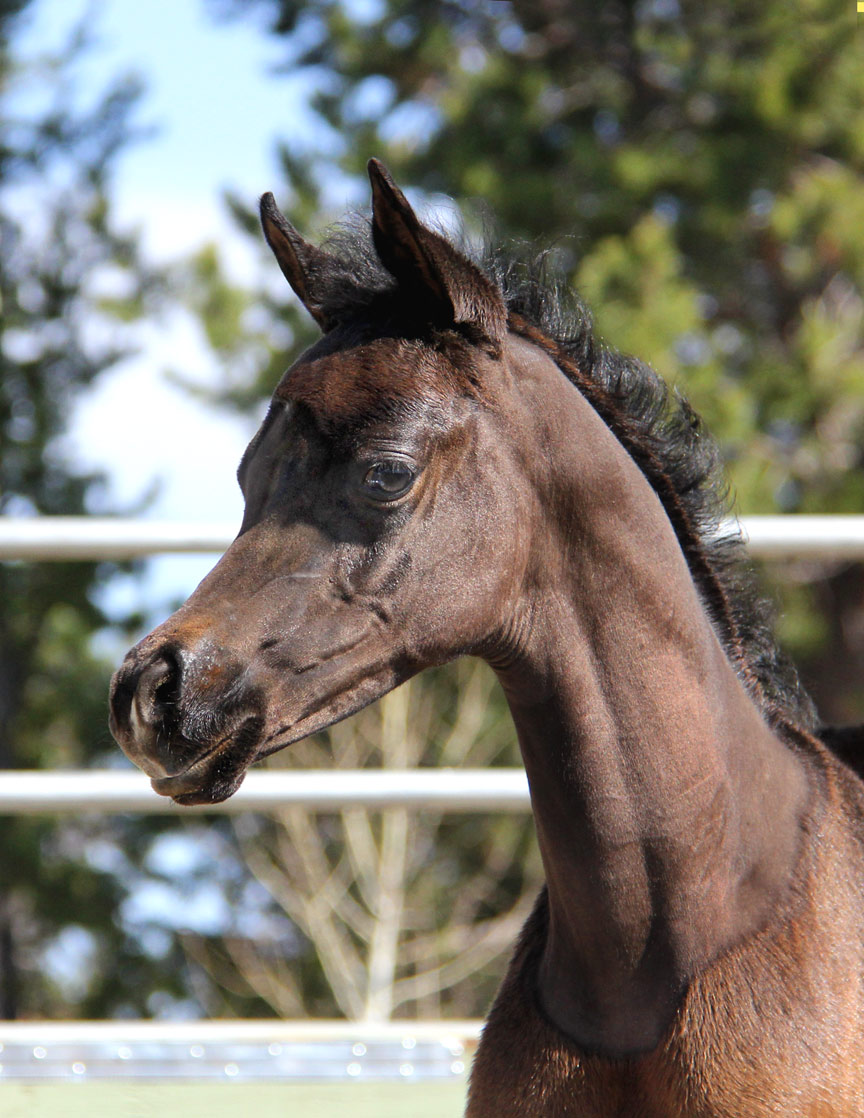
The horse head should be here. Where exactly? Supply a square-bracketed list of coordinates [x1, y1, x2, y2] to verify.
[109, 162, 539, 804]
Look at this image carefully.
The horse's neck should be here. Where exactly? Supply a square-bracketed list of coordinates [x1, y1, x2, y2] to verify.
[493, 346, 810, 1054]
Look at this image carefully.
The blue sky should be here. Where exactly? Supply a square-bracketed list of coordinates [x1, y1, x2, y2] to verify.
[15, 0, 318, 616]
[17, 0, 295, 234]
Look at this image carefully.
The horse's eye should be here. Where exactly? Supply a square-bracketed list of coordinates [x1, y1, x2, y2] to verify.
[362, 460, 416, 500]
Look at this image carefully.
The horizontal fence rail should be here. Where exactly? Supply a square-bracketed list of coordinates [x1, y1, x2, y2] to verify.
[0, 769, 531, 815]
[0, 1019, 484, 1044]
[0, 518, 236, 560]
[0, 1019, 482, 1082]
[736, 515, 864, 560]
[2, 515, 864, 561]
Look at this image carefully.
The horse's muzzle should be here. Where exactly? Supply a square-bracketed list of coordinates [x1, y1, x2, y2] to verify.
[109, 642, 264, 805]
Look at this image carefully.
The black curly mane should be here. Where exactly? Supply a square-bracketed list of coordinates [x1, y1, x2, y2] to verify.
[311, 217, 818, 735]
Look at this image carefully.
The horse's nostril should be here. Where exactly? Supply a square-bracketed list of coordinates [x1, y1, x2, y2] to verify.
[152, 658, 180, 713]
[109, 647, 191, 778]
[113, 651, 184, 752]
[136, 652, 182, 725]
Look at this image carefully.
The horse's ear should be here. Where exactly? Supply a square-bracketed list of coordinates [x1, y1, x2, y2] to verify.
[259, 193, 334, 331]
[367, 159, 507, 346]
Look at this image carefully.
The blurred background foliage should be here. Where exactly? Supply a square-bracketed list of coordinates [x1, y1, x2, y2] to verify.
[1, 0, 862, 1023]
[0, 0, 195, 1019]
[199, 0, 864, 721]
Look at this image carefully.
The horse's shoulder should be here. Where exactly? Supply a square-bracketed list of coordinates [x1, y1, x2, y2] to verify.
[467, 891, 686, 1117]
[467, 807, 864, 1117]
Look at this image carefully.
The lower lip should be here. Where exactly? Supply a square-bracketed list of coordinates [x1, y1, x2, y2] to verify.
[151, 770, 209, 798]
[148, 727, 247, 799]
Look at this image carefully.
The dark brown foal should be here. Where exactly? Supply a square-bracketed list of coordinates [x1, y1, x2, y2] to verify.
[111, 162, 864, 1116]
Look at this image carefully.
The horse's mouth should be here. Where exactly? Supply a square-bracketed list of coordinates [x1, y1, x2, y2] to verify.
[143, 641, 400, 806]
[149, 715, 264, 805]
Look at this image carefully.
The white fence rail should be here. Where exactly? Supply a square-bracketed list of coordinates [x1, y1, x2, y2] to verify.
[0, 1019, 483, 1045]
[2, 515, 864, 561]
[0, 768, 530, 815]
[0, 518, 235, 560]
[0, 1017, 481, 1081]
[736, 515, 864, 560]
